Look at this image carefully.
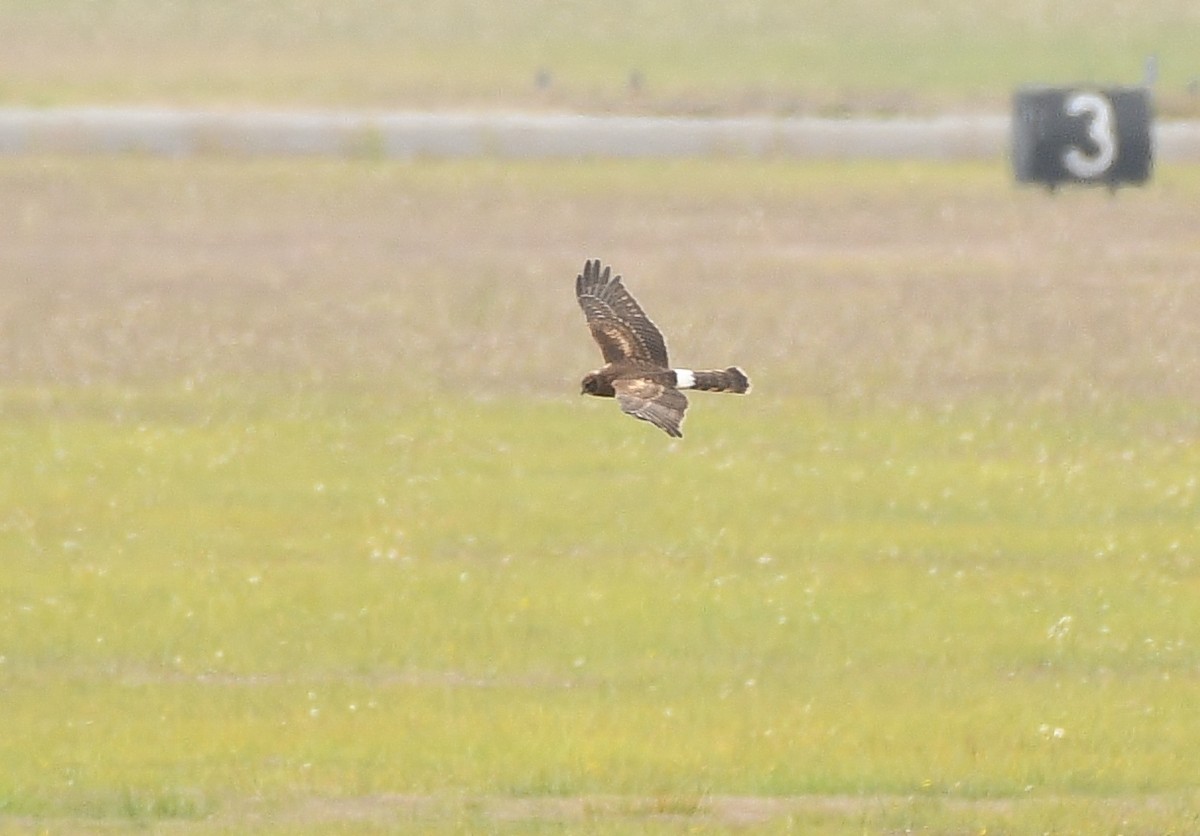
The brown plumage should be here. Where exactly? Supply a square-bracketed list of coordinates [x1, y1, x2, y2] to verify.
[576, 259, 750, 437]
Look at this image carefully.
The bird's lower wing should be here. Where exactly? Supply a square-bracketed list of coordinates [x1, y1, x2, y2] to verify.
[614, 378, 688, 438]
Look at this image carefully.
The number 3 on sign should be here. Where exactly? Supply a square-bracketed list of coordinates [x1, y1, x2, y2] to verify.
[1062, 92, 1118, 178]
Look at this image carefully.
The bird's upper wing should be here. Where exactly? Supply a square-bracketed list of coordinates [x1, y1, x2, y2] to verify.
[575, 259, 669, 366]
[613, 378, 688, 438]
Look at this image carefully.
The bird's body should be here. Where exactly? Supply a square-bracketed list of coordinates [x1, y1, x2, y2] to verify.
[575, 259, 749, 437]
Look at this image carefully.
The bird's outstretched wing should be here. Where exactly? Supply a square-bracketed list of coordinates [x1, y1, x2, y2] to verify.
[575, 259, 669, 366]
[613, 378, 688, 438]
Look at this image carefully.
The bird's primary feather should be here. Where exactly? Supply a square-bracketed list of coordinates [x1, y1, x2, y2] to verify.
[575, 260, 670, 366]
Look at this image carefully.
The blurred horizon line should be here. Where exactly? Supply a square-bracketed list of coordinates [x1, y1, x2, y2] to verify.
[1, 106, 1198, 162]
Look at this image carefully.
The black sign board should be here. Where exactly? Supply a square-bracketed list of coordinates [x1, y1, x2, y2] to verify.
[1012, 86, 1153, 188]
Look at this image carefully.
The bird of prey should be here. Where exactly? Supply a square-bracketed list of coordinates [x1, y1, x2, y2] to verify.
[575, 259, 749, 437]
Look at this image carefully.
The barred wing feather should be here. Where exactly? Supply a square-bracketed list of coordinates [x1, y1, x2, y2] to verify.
[575, 259, 670, 366]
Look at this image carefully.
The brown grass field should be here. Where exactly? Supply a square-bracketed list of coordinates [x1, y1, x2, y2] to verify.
[5, 157, 1200, 404]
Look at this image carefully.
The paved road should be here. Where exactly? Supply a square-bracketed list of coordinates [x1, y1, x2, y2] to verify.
[1, 107, 1197, 161]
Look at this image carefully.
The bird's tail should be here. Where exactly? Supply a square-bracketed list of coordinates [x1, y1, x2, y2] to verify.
[675, 367, 750, 394]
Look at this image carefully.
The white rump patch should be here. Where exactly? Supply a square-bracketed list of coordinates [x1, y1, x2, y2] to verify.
[673, 369, 696, 389]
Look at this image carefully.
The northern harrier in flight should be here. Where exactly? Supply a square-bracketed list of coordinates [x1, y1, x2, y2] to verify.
[576, 259, 750, 437]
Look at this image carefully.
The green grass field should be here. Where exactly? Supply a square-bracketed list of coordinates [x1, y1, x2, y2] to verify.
[3, 157, 1200, 831]
[2, 0, 1199, 115]
[4, 389, 1200, 831]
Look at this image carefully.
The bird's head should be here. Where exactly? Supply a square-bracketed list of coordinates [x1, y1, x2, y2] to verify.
[580, 371, 612, 397]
